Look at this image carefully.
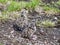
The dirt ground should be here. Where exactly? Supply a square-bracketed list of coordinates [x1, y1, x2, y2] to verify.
[0, 11, 60, 45]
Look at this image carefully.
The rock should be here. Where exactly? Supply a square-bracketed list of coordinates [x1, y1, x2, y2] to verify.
[57, 39, 60, 43]
[0, 3, 6, 11]
[10, 30, 14, 34]
[35, 6, 45, 15]
[31, 35, 37, 40]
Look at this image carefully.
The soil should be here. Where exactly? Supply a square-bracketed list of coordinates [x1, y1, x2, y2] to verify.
[0, 9, 60, 45]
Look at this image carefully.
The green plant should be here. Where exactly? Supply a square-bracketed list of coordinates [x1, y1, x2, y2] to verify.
[36, 21, 41, 27]
[7, 1, 20, 11]
[41, 20, 55, 27]
[7, 0, 40, 11]
[39, 0, 60, 14]
[0, 0, 60, 22]
[7, 1, 27, 11]
[25, 0, 40, 9]
[0, 43, 3, 45]
[56, 0, 60, 5]
[0, 14, 9, 23]
[0, 0, 8, 3]
[42, 4, 60, 14]
[43, 5, 51, 11]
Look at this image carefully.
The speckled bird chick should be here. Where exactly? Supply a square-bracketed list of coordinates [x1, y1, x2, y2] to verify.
[18, 9, 28, 27]
[13, 9, 37, 39]
[12, 9, 28, 32]
[20, 9, 37, 39]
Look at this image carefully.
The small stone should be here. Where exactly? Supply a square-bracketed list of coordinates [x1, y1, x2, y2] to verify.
[54, 17, 58, 21]
[0, 3, 6, 11]
[40, 29, 44, 32]
[57, 39, 60, 43]
[11, 34, 14, 38]
[10, 30, 14, 34]
[35, 6, 45, 14]
[8, 27, 11, 30]
[53, 36, 56, 40]
[8, 35, 10, 38]
[31, 35, 37, 40]
[6, 1, 11, 5]
[1, 26, 4, 28]
[27, 43, 32, 45]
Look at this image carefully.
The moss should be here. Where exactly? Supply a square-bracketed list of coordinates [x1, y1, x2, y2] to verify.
[36, 21, 41, 27]
[41, 20, 55, 27]
[36, 20, 55, 27]
[0, 14, 9, 23]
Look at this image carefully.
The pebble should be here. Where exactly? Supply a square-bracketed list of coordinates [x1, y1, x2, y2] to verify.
[31, 35, 37, 40]
[10, 30, 14, 34]
[54, 17, 58, 20]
